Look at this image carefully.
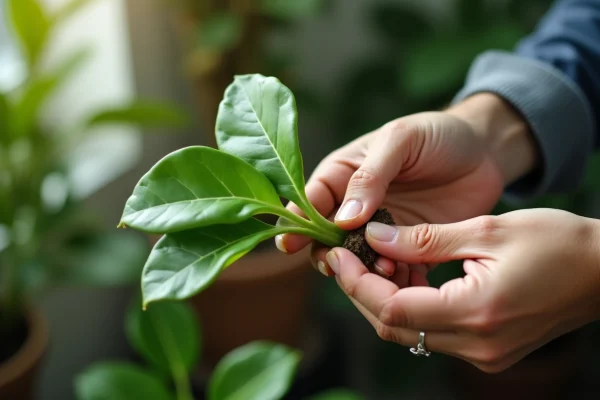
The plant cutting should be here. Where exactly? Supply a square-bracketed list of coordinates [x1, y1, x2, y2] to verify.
[119, 73, 395, 308]
[75, 295, 364, 400]
[0, 0, 189, 397]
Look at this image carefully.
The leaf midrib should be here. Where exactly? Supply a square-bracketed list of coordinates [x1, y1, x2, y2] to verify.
[126, 196, 282, 216]
[238, 78, 304, 204]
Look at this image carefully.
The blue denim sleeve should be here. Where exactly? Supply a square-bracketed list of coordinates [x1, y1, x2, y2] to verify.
[453, 0, 599, 203]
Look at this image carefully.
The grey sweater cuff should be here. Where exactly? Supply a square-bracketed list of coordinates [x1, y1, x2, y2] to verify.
[452, 51, 595, 204]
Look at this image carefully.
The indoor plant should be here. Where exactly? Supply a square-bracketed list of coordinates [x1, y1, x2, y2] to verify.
[0, 0, 189, 397]
[74, 295, 363, 400]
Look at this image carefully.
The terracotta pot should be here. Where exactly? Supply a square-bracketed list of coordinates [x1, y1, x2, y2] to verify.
[0, 307, 48, 400]
[190, 246, 315, 367]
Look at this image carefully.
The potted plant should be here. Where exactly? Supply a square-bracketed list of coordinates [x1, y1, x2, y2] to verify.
[74, 294, 364, 400]
[0, 0, 189, 398]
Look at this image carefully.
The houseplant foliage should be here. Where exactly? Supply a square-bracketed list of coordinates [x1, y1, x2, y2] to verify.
[75, 297, 363, 400]
[120, 73, 346, 308]
[0, 0, 189, 365]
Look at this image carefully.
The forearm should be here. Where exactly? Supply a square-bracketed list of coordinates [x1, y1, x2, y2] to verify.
[446, 93, 540, 187]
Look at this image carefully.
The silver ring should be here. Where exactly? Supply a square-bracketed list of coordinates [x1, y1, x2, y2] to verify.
[410, 332, 431, 357]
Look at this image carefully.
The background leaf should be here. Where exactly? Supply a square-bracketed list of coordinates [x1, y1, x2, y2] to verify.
[198, 12, 243, 51]
[260, 0, 324, 19]
[74, 362, 174, 400]
[0, 93, 8, 144]
[309, 389, 365, 400]
[125, 300, 201, 378]
[208, 341, 301, 400]
[368, 3, 433, 45]
[7, 0, 51, 69]
[141, 218, 279, 306]
[215, 74, 307, 206]
[119, 146, 283, 234]
[86, 100, 190, 129]
[52, 0, 95, 25]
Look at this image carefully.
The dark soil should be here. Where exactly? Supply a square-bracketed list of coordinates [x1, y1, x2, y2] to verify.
[342, 208, 395, 271]
[0, 312, 28, 363]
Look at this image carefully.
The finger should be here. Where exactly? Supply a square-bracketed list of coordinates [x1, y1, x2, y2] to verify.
[310, 242, 333, 277]
[390, 262, 410, 288]
[373, 257, 396, 278]
[408, 264, 430, 287]
[346, 295, 465, 358]
[329, 247, 465, 331]
[334, 126, 410, 230]
[277, 163, 353, 254]
[365, 215, 500, 264]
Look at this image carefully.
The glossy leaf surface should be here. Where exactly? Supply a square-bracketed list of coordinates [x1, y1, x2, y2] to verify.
[120, 146, 283, 234]
[215, 74, 307, 206]
[208, 341, 301, 400]
[74, 362, 173, 400]
[142, 218, 285, 306]
[126, 300, 200, 377]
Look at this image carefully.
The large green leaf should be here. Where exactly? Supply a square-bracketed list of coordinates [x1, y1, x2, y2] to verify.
[207, 341, 301, 400]
[7, 0, 51, 69]
[215, 74, 307, 207]
[74, 362, 174, 400]
[199, 12, 243, 51]
[260, 0, 324, 19]
[11, 48, 91, 139]
[86, 101, 190, 129]
[126, 300, 200, 378]
[119, 146, 284, 234]
[141, 218, 291, 306]
[310, 389, 365, 400]
[0, 94, 8, 144]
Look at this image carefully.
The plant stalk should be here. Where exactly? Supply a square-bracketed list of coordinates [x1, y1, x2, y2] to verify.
[279, 209, 346, 247]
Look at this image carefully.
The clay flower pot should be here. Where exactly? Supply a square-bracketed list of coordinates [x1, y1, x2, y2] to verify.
[0, 307, 49, 400]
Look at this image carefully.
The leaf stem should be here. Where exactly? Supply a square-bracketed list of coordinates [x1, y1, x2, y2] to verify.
[278, 209, 346, 247]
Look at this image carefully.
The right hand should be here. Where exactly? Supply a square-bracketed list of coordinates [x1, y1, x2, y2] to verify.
[276, 93, 539, 283]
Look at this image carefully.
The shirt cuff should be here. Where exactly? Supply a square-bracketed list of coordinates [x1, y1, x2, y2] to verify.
[452, 50, 595, 204]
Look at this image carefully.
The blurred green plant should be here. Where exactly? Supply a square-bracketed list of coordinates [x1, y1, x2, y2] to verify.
[0, 0, 189, 358]
[74, 298, 363, 400]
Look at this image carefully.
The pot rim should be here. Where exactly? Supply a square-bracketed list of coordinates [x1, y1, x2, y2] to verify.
[0, 306, 49, 387]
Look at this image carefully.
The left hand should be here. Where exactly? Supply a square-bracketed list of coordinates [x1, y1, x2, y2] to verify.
[324, 208, 600, 373]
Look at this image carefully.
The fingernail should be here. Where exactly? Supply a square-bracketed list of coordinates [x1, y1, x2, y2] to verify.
[326, 251, 340, 275]
[367, 222, 397, 242]
[275, 235, 287, 253]
[335, 200, 362, 221]
[374, 264, 391, 278]
[317, 260, 334, 277]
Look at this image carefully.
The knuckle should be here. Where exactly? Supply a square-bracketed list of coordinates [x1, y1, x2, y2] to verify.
[410, 223, 437, 256]
[471, 216, 498, 242]
[344, 281, 358, 298]
[348, 168, 382, 192]
[375, 321, 396, 343]
[466, 313, 501, 337]
[477, 360, 508, 374]
[378, 299, 398, 327]
[471, 343, 506, 367]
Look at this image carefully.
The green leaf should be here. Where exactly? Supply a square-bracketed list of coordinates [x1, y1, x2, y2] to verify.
[402, 23, 524, 100]
[207, 341, 301, 400]
[52, 0, 95, 25]
[7, 0, 51, 69]
[309, 389, 365, 400]
[10, 48, 91, 139]
[141, 218, 290, 306]
[260, 0, 324, 19]
[54, 231, 148, 286]
[199, 12, 243, 51]
[74, 362, 174, 400]
[86, 101, 190, 129]
[126, 300, 200, 378]
[215, 74, 307, 207]
[119, 146, 284, 234]
[0, 94, 8, 144]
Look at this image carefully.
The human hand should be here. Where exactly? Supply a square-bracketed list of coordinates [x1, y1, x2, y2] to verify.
[276, 93, 539, 278]
[325, 208, 600, 372]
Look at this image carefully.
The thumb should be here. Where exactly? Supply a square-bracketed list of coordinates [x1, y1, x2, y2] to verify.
[334, 125, 411, 229]
[365, 216, 499, 264]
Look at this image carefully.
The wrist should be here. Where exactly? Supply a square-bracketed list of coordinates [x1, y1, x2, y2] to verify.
[446, 93, 541, 187]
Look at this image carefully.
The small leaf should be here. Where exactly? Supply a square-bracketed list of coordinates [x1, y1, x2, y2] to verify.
[208, 341, 301, 400]
[120, 146, 284, 234]
[86, 100, 190, 129]
[261, 0, 324, 19]
[199, 12, 243, 51]
[141, 218, 282, 306]
[7, 0, 51, 69]
[216, 74, 307, 206]
[10, 48, 91, 139]
[126, 300, 200, 377]
[52, 0, 95, 25]
[74, 362, 174, 400]
[310, 389, 365, 400]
